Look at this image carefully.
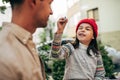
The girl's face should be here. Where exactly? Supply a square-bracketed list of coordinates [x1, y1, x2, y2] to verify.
[76, 23, 94, 46]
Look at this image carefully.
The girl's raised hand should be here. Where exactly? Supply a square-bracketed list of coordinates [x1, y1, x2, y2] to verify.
[56, 17, 68, 34]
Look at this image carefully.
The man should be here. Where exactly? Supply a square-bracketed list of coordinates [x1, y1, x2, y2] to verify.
[0, 0, 53, 80]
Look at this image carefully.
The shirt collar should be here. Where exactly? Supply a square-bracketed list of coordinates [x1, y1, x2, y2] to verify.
[2, 22, 32, 44]
[79, 42, 88, 50]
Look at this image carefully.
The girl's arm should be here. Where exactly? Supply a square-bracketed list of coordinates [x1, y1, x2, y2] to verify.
[95, 54, 106, 80]
[50, 17, 71, 59]
[51, 33, 72, 59]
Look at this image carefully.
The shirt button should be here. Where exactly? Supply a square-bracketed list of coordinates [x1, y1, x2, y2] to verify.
[23, 39, 27, 43]
[32, 48, 36, 51]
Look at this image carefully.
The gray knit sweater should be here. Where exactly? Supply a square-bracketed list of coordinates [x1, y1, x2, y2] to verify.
[51, 33, 106, 80]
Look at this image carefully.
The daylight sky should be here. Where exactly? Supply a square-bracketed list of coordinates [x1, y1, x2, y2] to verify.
[0, 0, 67, 21]
[51, 0, 67, 19]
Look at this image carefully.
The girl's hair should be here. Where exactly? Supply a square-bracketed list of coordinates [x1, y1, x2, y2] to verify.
[9, 0, 24, 9]
[72, 30, 99, 56]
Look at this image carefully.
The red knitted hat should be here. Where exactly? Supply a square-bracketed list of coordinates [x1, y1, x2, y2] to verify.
[76, 18, 98, 37]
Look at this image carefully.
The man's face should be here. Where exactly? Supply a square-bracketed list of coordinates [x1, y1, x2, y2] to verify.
[34, 0, 53, 28]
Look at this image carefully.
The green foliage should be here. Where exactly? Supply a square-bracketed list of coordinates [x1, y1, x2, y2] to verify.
[98, 44, 115, 78]
[0, 27, 2, 31]
[0, 6, 6, 14]
[37, 43, 52, 80]
[38, 30, 46, 43]
[47, 20, 55, 40]
[38, 43, 50, 51]
[52, 59, 65, 80]
[2, 0, 9, 3]
[0, 0, 9, 14]
[39, 54, 51, 80]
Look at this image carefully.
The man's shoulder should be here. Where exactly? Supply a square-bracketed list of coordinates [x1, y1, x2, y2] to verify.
[0, 40, 18, 65]
[0, 26, 13, 43]
[0, 27, 10, 42]
[0, 27, 16, 56]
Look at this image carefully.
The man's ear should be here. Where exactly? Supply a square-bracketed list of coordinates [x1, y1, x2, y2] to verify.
[32, 0, 36, 4]
[32, 0, 36, 5]
[32, 0, 43, 5]
[28, 0, 36, 8]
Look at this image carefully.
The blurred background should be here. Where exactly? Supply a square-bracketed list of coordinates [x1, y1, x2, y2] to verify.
[0, 0, 120, 51]
[0, 0, 120, 79]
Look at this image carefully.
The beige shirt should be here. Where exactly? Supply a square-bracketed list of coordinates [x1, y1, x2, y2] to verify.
[0, 22, 46, 80]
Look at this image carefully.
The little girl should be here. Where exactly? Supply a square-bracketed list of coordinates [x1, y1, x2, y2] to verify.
[51, 18, 106, 80]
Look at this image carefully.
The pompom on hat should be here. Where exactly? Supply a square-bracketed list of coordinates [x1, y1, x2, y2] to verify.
[76, 18, 98, 37]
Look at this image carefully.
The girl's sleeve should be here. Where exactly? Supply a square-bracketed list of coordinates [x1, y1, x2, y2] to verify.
[51, 33, 72, 59]
[94, 54, 106, 80]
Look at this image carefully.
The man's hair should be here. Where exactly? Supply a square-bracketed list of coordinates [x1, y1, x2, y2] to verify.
[9, 0, 24, 9]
